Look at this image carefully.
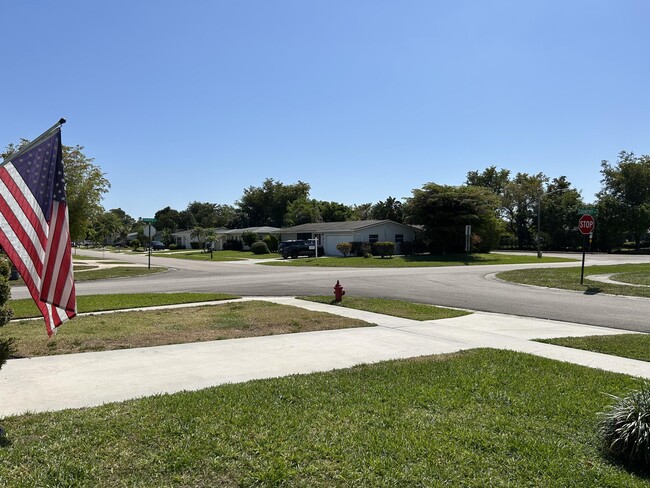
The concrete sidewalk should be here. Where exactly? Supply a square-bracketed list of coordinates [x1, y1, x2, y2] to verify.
[1, 297, 648, 418]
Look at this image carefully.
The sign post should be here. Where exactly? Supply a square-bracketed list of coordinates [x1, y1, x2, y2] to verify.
[142, 218, 157, 269]
[578, 215, 595, 284]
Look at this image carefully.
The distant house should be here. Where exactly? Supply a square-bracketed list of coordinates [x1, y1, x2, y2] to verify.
[172, 226, 281, 250]
[222, 227, 282, 249]
[280, 220, 420, 256]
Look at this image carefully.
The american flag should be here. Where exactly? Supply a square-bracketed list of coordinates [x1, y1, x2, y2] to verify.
[0, 127, 76, 336]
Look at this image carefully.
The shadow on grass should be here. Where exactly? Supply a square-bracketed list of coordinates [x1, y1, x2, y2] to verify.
[0, 427, 11, 448]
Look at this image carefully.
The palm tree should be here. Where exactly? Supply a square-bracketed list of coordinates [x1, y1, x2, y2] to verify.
[190, 226, 207, 251]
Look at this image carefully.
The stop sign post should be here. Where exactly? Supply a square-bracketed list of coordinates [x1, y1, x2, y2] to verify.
[578, 214, 595, 284]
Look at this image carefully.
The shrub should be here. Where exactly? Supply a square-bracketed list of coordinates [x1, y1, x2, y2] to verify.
[350, 242, 372, 257]
[398, 240, 428, 256]
[250, 241, 270, 255]
[168, 244, 178, 250]
[372, 242, 394, 258]
[190, 242, 201, 250]
[598, 383, 650, 471]
[130, 239, 140, 251]
[223, 239, 244, 251]
[0, 257, 14, 372]
[241, 231, 258, 248]
[336, 242, 352, 257]
[263, 235, 279, 252]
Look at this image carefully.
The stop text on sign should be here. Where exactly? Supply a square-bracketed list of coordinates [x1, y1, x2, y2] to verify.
[578, 214, 595, 235]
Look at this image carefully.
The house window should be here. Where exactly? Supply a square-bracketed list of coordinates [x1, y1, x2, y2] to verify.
[297, 233, 311, 240]
[368, 234, 379, 243]
[395, 234, 404, 243]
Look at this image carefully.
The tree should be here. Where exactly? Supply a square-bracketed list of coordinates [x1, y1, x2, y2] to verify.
[350, 203, 372, 221]
[405, 183, 501, 253]
[319, 201, 352, 222]
[501, 172, 547, 248]
[284, 198, 322, 226]
[187, 201, 219, 228]
[370, 197, 404, 222]
[598, 151, 650, 251]
[237, 179, 310, 227]
[93, 211, 122, 246]
[539, 177, 584, 250]
[3, 141, 110, 241]
[466, 166, 511, 195]
[190, 226, 207, 250]
[154, 207, 181, 233]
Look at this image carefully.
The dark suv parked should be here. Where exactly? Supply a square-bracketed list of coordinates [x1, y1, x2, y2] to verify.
[278, 240, 323, 259]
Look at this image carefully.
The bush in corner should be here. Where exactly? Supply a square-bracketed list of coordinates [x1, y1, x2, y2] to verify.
[336, 242, 352, 257]
[0, 257, 15, 371]
[372, 242, 395, 258]
[598, 383, 650, 471]
[241, 231, 259, 248]
[263, 235, 279, 252]
[250, 241, 270, 255]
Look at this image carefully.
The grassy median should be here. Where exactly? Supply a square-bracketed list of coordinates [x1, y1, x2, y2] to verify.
[497, 263, 650, 298]
[1, 301, 372, 357]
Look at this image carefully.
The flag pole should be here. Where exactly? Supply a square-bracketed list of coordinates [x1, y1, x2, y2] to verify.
[1, 118, 66, 167]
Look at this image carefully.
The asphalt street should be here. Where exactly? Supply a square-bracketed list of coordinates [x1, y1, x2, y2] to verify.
[15, 250, 650, 333]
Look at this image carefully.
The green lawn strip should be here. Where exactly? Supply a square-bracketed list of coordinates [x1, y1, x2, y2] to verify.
[8, 292, 239, 319]
[299, 296, 471, 321]
[262, 253, 575, 267]
[72, 264, 97, 271]
[497, 263, 650, 298]
[1, 301, 371, 357]
[0, 349, 645, 486]
[613, 272, 650, 285]
[152, 250, 279, 261]
[537, 334, 650, 362]
[9, 266, 167, 287]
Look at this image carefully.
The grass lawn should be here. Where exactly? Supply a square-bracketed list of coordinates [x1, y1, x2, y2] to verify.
[0, 349, 646, 486]
[0, 301, 371, 357]
[8, 292, 239, 319]
[538, 333, 650, 362]
[145, 250, 279, 261]
[262, 253, 575, 267]
[9, 265, 166, 287]
[497, 263, 650, 298]
[299, 296, 471, 321]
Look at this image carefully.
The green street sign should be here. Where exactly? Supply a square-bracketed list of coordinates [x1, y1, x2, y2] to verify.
[142, 218, 157, 223]
[578, 208, 598, 217]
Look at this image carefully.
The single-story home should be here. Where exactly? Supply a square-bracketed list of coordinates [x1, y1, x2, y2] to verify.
[222, 227, 282, 248]
[172, 226, 281, 250]
[280, 220, 420, 256]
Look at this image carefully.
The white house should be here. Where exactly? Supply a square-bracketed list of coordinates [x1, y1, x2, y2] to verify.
[280, 220, 420, 256]
[172, 226, 281, 250]
[171, 228, 229, 249]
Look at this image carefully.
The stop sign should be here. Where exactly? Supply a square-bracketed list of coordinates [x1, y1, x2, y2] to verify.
[578, 214, 595, 235]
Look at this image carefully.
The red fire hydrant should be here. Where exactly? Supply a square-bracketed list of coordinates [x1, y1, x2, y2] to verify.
[333, 280, 345, 302]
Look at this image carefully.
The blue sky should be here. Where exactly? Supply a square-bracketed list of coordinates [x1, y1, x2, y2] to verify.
[2, 1, 649, 220]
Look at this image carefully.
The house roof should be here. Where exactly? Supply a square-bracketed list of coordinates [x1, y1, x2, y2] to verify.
[171, 227, 229, 237]
[222, 226, 281, 235]
[281, 220, 418, 233]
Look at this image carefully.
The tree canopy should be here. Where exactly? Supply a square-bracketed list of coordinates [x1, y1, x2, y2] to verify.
[405, 183, 501, 253]
[237, 178, 310, 227]
[598, 151, 650, 250]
